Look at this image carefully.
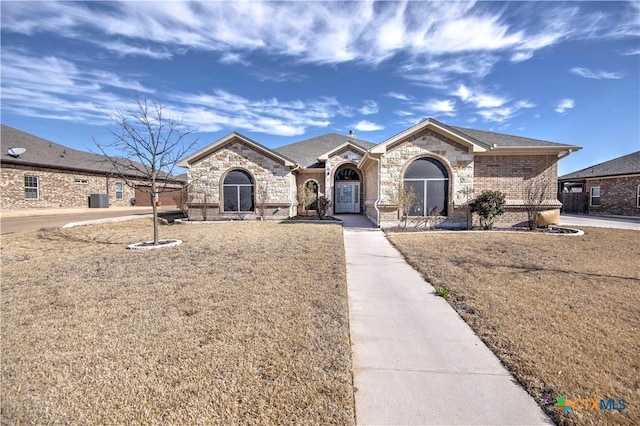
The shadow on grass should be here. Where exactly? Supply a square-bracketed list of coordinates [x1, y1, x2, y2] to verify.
[37, 228, 125, 245]
[471, 259, 640, 282]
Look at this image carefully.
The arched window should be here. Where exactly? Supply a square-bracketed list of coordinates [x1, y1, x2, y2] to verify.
[336, 168, 360, 181]
[223, 170, 254, 212]
[403, 158, 449, 216]
[305, 180, 319, 210]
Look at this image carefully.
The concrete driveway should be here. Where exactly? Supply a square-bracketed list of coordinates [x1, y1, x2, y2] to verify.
[0, 206, 180, 234]
[560, 214, 639, 230]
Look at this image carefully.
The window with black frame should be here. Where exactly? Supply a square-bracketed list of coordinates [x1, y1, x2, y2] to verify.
[403, 158, 449, 216]
[223, 170, 255, 212]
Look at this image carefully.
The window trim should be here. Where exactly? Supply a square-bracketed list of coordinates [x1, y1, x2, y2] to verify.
[589, 186, 601, 207]
[637, 185, 640, 208]
[402, 157, 450, 217]
[115, 182, 124, 200]
[222, 170, 255, 212]
[24, 175, 39, 200]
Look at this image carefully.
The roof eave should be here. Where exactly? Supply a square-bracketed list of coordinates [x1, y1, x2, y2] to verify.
[370, 118, 489, 155]
[480, 145, 582, 157]
[178, 132, 296, 168]
[317, 141, 368, 161]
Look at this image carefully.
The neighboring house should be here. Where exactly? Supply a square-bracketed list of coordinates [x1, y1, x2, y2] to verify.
[558, 151, 640, 217]
[178, 118, 581, 228]
[1, 124, 185, 209]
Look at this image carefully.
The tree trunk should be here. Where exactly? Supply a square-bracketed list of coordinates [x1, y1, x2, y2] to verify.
[151, 181, 159, 244]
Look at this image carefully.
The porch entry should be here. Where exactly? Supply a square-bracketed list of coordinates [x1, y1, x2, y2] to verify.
[335, 182, 360, 213]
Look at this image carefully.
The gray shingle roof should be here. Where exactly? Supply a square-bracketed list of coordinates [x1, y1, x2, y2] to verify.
[450, 125, 574, 148]
[274, 133, 376, 168]
[1, 124, 185, 182]
[559, 151, 640, 180]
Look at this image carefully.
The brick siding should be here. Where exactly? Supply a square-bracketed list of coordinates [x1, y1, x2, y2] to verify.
[1, 164, 136, 209]
[586, 176, 640, 216]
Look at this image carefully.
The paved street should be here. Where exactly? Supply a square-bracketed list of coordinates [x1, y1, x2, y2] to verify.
[560, 214, 640, 230]
[0, 206, 179, 234]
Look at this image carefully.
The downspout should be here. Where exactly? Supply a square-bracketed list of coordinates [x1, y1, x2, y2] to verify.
[374, 157, 381, 227]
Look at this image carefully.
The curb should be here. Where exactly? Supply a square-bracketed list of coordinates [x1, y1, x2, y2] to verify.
[62, 214, 153, 228]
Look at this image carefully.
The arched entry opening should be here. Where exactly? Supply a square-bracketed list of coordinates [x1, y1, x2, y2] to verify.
[403, 157, 449, 216]
[334, 165, 361, 214]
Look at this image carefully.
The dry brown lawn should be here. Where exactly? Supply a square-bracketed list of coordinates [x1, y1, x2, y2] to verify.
[1, 220, 354, 424]
[388, 227, 640, 426]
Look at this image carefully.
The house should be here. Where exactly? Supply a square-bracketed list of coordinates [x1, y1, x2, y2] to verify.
[178, 118, 581, 228]
[0, 124, 185, 209]
[558, 151, 640, 217]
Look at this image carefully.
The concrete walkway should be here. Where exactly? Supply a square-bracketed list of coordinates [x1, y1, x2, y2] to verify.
[340, 215, 552, 425]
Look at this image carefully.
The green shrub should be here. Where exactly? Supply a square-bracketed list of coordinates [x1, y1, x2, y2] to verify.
[469, 190, 506, 229]
[435, 286, 450, 298]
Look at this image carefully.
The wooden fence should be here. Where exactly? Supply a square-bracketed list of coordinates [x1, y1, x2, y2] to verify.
[559, 192, 588, 214]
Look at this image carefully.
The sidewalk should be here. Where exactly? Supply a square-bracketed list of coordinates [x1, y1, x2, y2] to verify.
[341, 216, 551, 425]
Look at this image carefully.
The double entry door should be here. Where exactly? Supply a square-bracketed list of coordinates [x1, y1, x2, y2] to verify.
[335, 182, 360, 213]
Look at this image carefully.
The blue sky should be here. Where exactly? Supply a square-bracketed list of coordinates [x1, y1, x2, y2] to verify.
[2, 0, 639, 175]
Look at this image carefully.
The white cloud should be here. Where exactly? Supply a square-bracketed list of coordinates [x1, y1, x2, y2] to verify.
[394, 110, 415, 117]
[219, 53, 249, 65]
[555, 98, 575, 113]
[0, 50, 358, 136]
[515, 100, 536, 109]
[4, 1, 633, 80]
[387, 92, 411, 101]
[453, 85, 506, 108]
[476, 98, 535, 123]
[353, 120, 385, 132]
[569, 67, 623, 79]
[510, 51, 534, 62]
[621, 48, 640, 55]
[359, 100, 379, 115]
[416, 99, 457, 116]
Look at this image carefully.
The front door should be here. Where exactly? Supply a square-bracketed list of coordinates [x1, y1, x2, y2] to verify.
[335, 183, 360, 213]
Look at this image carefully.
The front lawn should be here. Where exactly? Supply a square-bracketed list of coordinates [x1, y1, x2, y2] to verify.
[388, 227, 639, 426]
[1, 220, 354, 424]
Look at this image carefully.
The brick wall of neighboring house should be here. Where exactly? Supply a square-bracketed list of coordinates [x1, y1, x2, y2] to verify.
[377, 128, 474, 228]
[187, 141, 295, 219]
[474, 154, 560, 225]
[0, 164, 135, 209]
[586, 176, 640, 216]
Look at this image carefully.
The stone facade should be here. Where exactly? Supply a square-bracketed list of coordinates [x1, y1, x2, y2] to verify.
[362, 160, 379, 224]
[586, 176, 640, 216]
[182, 127, 571, 227]
[376, 129, 474, 228]
[1, 164, 135, 209]
[187, 140, 296, 219]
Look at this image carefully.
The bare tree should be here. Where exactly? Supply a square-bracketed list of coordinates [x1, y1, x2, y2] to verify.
[255, 177, 270, 220]
[524, 178, 547, 230]
[388, 183, 417, 228]
[297, 183, 316, 217]
[95, 96, 198, 244]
